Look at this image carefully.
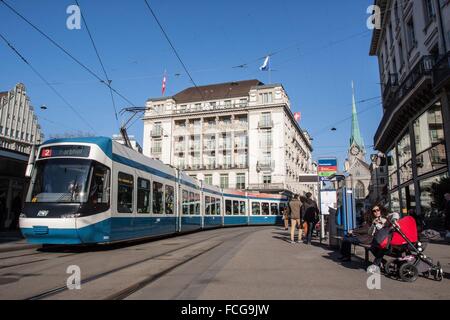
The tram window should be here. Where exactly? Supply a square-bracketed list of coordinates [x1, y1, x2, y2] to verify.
[211, 197, 216, 215]
[205, 196, 211, 215]
[152, 181, 164, 214]
[182, 190, 189, 215]
[117, 172, 133, 213]
[137, 178, 150, 213]
[270, 203, 279, 216]
[195, 193, 200, 215]
[88, 163, 110, 205]
[225, 200, 232, 215]
[261, 202, 270, 215]
[240, 201, 246, 215]
[165, 185, 174, 214]
[216, 199, 221, 215]
[233, 200, 239, 215]
[252, 202, 261, 215]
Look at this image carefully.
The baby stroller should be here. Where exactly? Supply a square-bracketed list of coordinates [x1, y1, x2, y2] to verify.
[377, 215, 443, 282]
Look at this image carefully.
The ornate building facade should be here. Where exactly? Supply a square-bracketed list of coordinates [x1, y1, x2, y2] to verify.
[0, 83, 43, 230]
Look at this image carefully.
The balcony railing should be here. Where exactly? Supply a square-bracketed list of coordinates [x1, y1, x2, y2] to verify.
[218, 143, 232, 150]
[257, 160, 275, 170]
[432, 51, 450, 90]
[174, 145, 185, 152]
[203, 143, 216, 151]
[258, 120, 273, 128]
[150, 128, 163, 137]
[259, 141, 273, 149]
[172, 101, 248, 114]
[382, 73, 398, 102]
[382, 56, 434, 110]
[248, 183, 284, 190]
[151, 148, 162, 154]
[375, 56, 435, 148]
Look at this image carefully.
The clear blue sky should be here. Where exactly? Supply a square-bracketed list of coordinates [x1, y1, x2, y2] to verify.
[0, 0, 381, 169]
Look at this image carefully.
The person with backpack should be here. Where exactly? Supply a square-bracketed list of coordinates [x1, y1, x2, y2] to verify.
[302, 192, 320, 245]
[288, 194, 302, 244]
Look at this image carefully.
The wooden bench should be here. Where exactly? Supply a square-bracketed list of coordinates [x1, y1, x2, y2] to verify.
[331, 235, 371, 267]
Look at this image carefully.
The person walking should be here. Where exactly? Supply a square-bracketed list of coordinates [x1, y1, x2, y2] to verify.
[288, 194, 302, 244]
[302, 192, 320, 244]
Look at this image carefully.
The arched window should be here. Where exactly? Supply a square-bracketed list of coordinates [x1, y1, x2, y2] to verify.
[354, 181, 366, 199]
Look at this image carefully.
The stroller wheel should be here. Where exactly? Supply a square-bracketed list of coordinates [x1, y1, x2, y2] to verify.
[384, 260, 397, 276]
[399, 263, 418, 282]
[434, 262, 443, 282]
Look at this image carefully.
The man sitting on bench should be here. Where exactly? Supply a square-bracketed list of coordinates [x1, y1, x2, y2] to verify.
[338, 205, 387, 262]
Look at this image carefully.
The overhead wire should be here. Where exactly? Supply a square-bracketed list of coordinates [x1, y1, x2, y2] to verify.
[0, 32, 97, 133]
[0, 0, 138, 108]
[142, 0, 205, 101]
[75, 0, 119, 127]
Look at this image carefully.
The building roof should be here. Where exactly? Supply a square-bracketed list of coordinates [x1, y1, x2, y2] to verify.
[369, 0, 388, 56]
[0, 91, 8, 100]
[170, 79, 263, 103]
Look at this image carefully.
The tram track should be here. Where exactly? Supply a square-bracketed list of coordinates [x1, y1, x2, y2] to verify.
[25, 228, 255, 300]
[0, 253, 77, 270]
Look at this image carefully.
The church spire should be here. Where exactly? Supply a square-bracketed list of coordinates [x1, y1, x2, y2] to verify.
[350, 81, 365, 153]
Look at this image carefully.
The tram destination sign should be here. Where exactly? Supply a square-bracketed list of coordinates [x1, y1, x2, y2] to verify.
[39, 145, 91, 158]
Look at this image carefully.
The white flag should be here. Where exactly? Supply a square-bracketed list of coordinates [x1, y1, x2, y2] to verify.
[259, 56, 270, 71]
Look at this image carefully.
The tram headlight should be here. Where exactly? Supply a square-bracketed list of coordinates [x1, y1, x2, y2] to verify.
[60, 213, 81, 219]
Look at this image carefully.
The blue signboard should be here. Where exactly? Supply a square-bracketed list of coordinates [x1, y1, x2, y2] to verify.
[318, 158, 337, 167]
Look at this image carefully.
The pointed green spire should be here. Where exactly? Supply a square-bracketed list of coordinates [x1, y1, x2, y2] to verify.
[350, 81, 365, 152]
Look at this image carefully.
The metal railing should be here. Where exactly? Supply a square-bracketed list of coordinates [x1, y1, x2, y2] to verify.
[150, 128, 163, 137]
[172, 101, 248, 114]
[257, 160, 275, 170]
[248, 183, 284, 190]
[432, 51, 450, 90]
[258, 120, 273, 128]
[375, 55, 435, 143]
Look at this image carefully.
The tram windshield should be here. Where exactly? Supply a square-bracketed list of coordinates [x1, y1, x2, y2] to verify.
[27, 158, 108, 204]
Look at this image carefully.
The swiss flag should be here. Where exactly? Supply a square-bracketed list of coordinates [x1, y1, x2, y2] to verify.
[294, 112, 301, 122]
[161, 72, 167, 96]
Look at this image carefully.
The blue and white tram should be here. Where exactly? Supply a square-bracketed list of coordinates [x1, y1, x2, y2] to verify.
[178, 171, 202, 232]
[222, 189, 248, 226]
[19, 137, 290, 245]
[202, 183, 222, 229]
[248, 193, 288, 225]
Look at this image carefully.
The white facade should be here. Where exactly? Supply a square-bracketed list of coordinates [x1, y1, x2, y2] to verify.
[0, 83, 43, 153]
[142, 80, 316, 196]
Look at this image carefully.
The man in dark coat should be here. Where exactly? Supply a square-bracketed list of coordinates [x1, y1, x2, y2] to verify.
[302, 192, 319, 244]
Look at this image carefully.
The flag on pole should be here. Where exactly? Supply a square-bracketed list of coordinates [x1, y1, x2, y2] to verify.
[161, 71, 167, 96]
[259, 56, 270, 71]
[294, 112, 301, 122]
